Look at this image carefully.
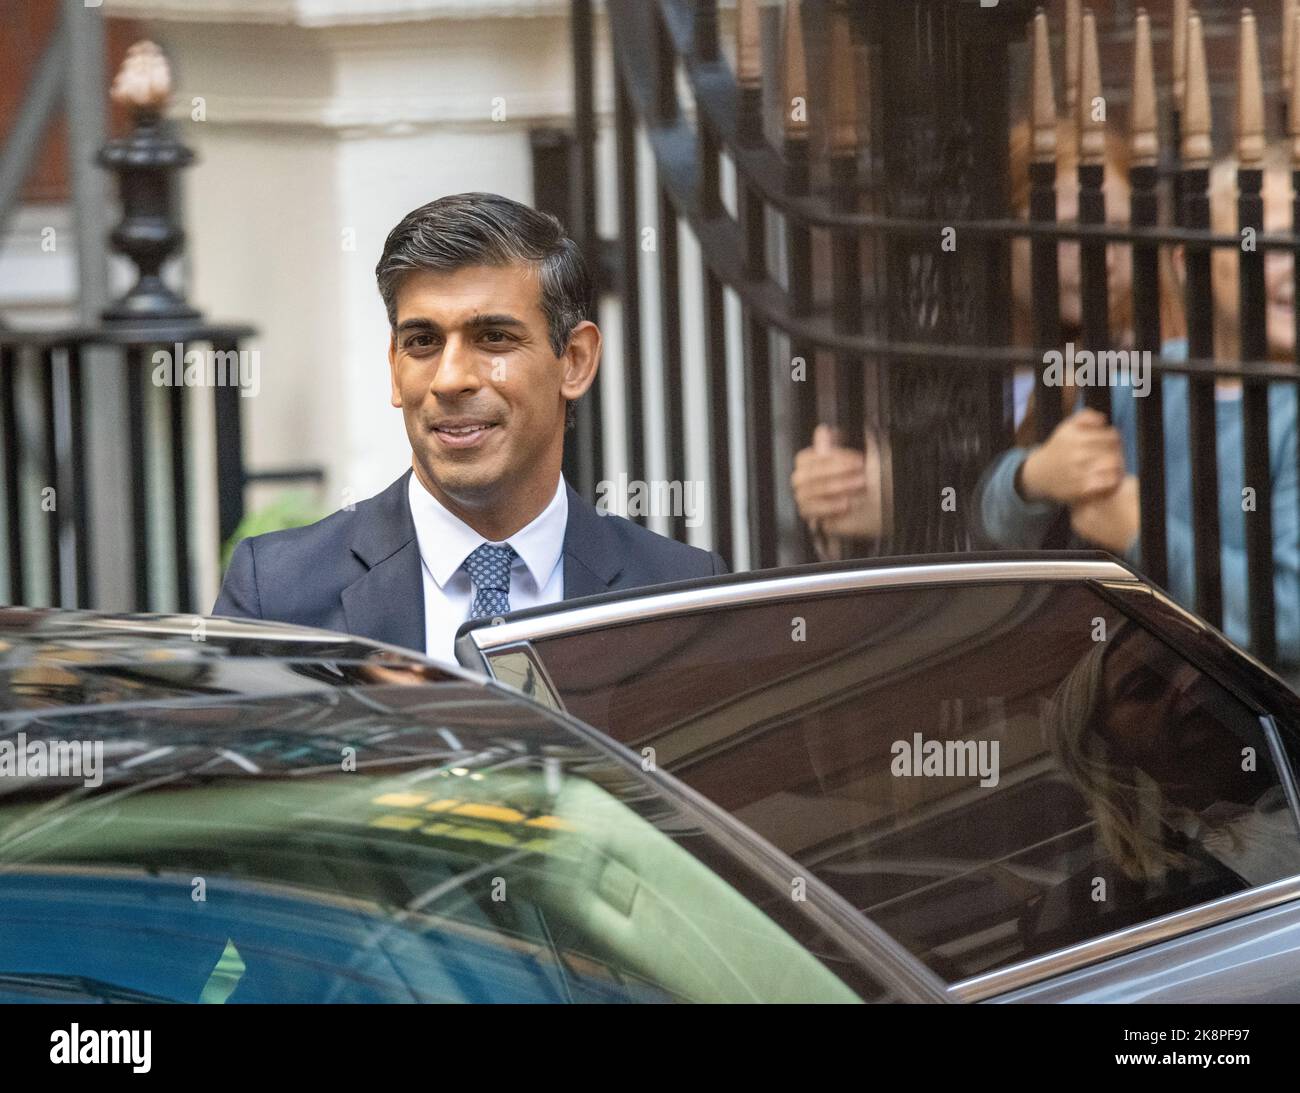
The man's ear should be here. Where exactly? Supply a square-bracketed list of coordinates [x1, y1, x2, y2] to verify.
[388, 333, 402, 408]
[559, 320, 601, 401]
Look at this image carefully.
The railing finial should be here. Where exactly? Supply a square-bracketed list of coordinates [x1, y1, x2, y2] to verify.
[737, 0, 761, 90]
[1183, 10, 1213, 167]
[1238, 9, 1265, 167]
[829, 7, 858, 157]
[1078, 8, 1104, 166]
[110, 40, 172, 112]
[1289, 9, 1300, 161]
[98, 39, 199, 322]
[1284, 0, 1298, 93]
[1131, 9, 1159, 167]
[1173, 0, 1190, 110]
[1065, 0, 1082, 116]
[1030, 8, 1057, 164]
[782, 0, 808, 141]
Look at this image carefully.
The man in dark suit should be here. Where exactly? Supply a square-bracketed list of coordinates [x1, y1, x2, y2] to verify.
[213, 192, 724, 662]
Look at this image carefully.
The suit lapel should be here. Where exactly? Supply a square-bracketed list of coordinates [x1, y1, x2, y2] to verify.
[562, 483, 624, 599]
[341, 476, 614, 649]
[341, 469, 426, 652]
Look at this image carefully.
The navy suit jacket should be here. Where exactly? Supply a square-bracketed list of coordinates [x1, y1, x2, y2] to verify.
[211, 469, 727, 653]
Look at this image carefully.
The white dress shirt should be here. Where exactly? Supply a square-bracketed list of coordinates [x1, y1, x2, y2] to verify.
[408, 471, 568, 665]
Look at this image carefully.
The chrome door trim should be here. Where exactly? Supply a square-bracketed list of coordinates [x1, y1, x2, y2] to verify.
[469, 558, 1137, 650]
[1262, 713, 1300, 832]
[479, 641, 566, 712]
[950, 873, 1300, 1002]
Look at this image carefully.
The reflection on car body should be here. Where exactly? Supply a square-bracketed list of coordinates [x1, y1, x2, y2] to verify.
[0, 609, 933, 1004]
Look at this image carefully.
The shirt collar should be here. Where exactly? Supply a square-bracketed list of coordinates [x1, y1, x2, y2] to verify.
[407, 471, 568, 591]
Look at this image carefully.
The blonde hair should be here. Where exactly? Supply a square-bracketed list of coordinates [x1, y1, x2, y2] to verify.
[1042, 631, 1194, 883]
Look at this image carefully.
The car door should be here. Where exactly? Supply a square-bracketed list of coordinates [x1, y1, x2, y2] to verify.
[455, 552, 1300, 1002]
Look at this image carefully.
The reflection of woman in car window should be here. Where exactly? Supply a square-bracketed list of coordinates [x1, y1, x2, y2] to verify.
[1043, 622, 1300, 886]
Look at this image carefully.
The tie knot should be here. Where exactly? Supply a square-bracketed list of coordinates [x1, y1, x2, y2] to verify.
[463, 542, 516, 594]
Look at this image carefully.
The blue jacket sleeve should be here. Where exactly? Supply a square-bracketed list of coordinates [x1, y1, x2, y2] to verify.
[1227, 406, 1300, 664]
[975, 447, 1064, 549]
[211, 536, 263, 619]
[1270, 410, 1300, 665]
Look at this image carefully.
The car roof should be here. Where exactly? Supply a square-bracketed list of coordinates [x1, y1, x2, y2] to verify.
[0, 605, 504, 718]
[0, 607, 608, 787]
[0, 607, 443, 668]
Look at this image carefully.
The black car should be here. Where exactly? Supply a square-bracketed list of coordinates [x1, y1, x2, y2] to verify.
[0, 606, 940, 1003]
[454, 551, 1300, 1003]
[4, 550, 1300, 1002]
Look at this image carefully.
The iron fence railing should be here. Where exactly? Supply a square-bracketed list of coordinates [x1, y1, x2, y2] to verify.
[547, 0, 1300, 673]
[1, 34, 265, 614]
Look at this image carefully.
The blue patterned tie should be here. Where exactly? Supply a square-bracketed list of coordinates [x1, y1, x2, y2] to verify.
[463, 542, 517, 621]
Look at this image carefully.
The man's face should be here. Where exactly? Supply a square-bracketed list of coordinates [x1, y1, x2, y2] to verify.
[388, 262, 588, 509]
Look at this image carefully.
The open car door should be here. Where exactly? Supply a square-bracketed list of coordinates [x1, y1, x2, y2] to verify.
[456, 550, 1300, 1002]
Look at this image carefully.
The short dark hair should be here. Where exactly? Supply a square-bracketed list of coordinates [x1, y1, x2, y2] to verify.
[375, 193, 592, 430]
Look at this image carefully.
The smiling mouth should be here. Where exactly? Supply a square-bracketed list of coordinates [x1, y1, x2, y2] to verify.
[430, 421, 499, 449]
[434, 423, 496, 437]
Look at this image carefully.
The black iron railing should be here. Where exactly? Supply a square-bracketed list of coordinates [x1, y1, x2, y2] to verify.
[552, 0, 1031, 565]
[1, 39, 261, 614]
[545, 0, 1300, 674]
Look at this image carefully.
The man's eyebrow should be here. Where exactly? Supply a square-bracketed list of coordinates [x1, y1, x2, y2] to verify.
[395, 318, 438, 335]
[465, 313, 528, 329]
[393, 314, 528, 335]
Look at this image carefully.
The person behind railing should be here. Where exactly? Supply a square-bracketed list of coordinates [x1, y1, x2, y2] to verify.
[977, 142, 1300, 678]
[1040, 619, 1300, 906]
[791, 118, 1136, 555]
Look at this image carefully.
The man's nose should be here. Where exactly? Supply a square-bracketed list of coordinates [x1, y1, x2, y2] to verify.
[431, 335, 482, 395]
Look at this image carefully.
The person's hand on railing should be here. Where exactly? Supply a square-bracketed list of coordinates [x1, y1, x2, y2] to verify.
[791, 424, 882, 560]
[1017, 408, 1126, 506]
[1069, 474, 1140, 556]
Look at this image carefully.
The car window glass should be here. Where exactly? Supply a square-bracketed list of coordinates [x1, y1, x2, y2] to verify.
[513, 582, 1300, 982]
